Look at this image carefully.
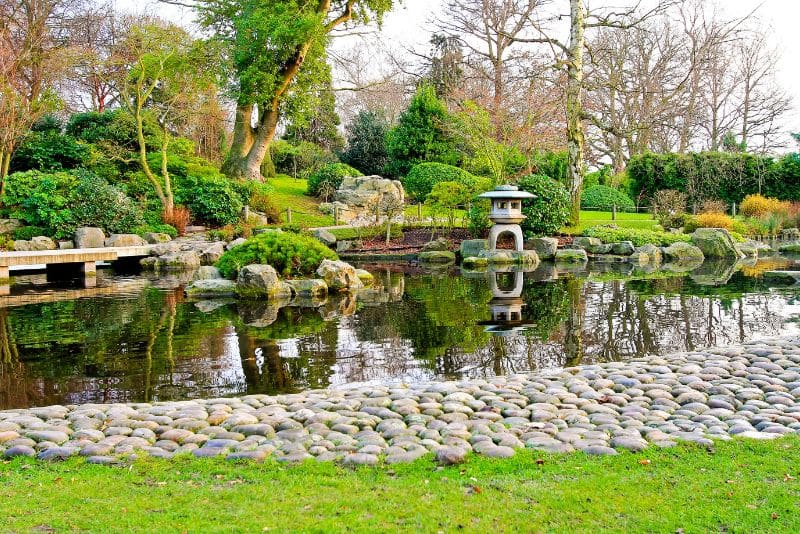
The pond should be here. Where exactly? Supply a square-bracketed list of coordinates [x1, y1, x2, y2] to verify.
[1, 258, 799, 410]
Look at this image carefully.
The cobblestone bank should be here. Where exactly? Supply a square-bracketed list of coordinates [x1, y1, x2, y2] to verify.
[3, 337, 800, 465]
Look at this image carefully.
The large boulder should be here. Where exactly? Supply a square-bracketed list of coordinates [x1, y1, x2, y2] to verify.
[477, 249, 539, 267]
[105, 234, 147, 247]
[635, 244, 662, 264]
[185, 279, 237, 298]
[312, 229, 337, 248]
[663, 241, 704, 262]
[526, 237, 558, 260]
[286, 279, 328, 297]
[316, 259, 364, 291]
[691, 228, 744, 259]
[320, 176, 405, 224]
[0, 219, 22, 235]
[143, 232, 172, 244]
[200, 242, 225, 265]
[236, 264, 293, 299]
[15, 236, 57, 251]
[460, 239, 488, 258]
[555, 248, 588, 263]
[572, 236, 612, 254]
[140, 250, 201, 272]
[610, 241, 635, 256]
[421, 238, 452, 253]
[74, 227, 105, 249]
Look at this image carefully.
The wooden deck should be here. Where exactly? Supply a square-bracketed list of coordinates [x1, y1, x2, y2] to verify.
[0, 246, 152, 279]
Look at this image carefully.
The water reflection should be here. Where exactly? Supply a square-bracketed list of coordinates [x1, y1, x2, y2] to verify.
[1, 259, 799, 409]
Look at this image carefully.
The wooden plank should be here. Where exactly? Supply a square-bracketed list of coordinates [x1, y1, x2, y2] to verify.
[0, 246, 152, 268]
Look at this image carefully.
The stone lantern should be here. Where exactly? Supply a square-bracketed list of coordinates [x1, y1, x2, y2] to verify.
[478, 185, 535, 251]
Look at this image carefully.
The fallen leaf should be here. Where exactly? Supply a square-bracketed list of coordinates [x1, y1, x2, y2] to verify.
[784, 473, 795, 482]
[771, 513, 779, 520]
[536, 458, 545, 465]
[638, 459, 651, 466]
[726, 480, 735, 484]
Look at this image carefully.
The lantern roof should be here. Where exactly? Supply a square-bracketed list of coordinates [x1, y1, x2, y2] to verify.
[478, 184, 536, 200]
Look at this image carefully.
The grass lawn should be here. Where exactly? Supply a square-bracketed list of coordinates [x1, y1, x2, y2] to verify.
[561, 210, 658, 235]
[2, 437, 799, 532]
[267, 175, 334, 228]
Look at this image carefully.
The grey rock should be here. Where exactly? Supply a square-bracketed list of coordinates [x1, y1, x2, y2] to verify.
[105, 234, 148, 247]
[74, 227, 105, 249]
[526, 237, 558, 260]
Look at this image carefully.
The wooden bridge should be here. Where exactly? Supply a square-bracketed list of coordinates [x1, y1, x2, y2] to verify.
[0, 246, 152, 281]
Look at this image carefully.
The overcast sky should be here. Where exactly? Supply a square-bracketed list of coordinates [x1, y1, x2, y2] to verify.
[117, 0, 800, 137]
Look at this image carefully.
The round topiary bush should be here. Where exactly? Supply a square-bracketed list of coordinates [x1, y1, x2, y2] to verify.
[517, 174, 571, 236]
[307, 163, 362, 198]
[580, 185, 635, 210]
[216, 231, 339, 279]
[403, 162, 479, 201]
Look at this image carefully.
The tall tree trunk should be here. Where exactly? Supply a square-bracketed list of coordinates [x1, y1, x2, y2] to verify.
[565, 0, 586, 225]
[242, 108, 280, 181]
[221, 103, 257, 179]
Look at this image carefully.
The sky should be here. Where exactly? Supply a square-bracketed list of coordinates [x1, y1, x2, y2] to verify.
[116, 0, 800, 138]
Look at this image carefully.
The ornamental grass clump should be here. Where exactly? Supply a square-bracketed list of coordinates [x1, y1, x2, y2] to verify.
[216, 231, 338, 279]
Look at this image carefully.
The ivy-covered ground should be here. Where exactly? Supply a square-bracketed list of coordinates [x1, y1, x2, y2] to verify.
[2, 438, 798, 532]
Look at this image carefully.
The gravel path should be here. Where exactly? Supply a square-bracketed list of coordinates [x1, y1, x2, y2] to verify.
[3, 337, 800, 465]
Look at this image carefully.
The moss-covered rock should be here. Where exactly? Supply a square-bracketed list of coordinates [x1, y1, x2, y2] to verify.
[185, 279, 237, 298]
[355, 269, 375, 286]
[286, 278, 329, 297]
[663, 242, 704, 262]
[691, 228, 744, 259]
[525, 237, 558, 260]
[555, 248, 588, 263]
[460, 239, 488, 258]
[610, 241, 635, 256]
[316, 259, 364, 290]
[236, 264, 293, 299]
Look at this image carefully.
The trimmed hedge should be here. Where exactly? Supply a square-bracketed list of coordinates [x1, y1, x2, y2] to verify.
[517, 174, 571, 237]
[580, 185, 635, 210]
[403, 162, 479, 201]
[627, 151, 800, 205]
[215, 231, 338, 279]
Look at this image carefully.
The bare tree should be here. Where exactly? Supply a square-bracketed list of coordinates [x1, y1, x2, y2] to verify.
[0, 0, 74, 188]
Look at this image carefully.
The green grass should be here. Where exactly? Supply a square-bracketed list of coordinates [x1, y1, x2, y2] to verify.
[2, 438, 799, 532]
[268, 174, 334, 228]
[561, 210, 658, 235]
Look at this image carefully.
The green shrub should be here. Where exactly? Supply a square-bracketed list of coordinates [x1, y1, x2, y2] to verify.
[386, 85, 460, 177]
[176, 173, 244, 227]
[583, 225, 691, 247]
[215, 231, 338, 279]
[67, 109, 160, 151]
[10, 130, 91, 173]
[580, 185, 635, 210]
[2, 170, 77, 238]
[0, 235, 14, 250]
[404, 162, 479, 201]
[528, 151, 569, 183]
[651, 189, 688, 230]
[307, 163, 362, 198]
[466, 199, 491, 237]
[131, 224, 178, 239]
[2, 170, 143, 238]
[517, 174, 571, 237]
[13, 226, 49, 240]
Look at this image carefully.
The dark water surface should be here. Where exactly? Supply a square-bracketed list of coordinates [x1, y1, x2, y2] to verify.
[1, 258, 799, 409]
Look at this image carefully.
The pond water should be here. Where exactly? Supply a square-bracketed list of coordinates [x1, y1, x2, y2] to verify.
[1, 258, 799, 410]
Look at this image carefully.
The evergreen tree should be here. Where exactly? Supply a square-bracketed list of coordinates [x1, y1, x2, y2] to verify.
[340, 109, 390, 176]
[385, 85, 459, 177]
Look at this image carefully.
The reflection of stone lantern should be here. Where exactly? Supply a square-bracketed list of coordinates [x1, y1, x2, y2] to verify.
[478, 185, 535, 251]
[479, 268, 533, 335]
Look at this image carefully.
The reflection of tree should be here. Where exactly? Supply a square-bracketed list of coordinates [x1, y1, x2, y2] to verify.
[563, 276, 585, 367]
[0, 310, 18, 364]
